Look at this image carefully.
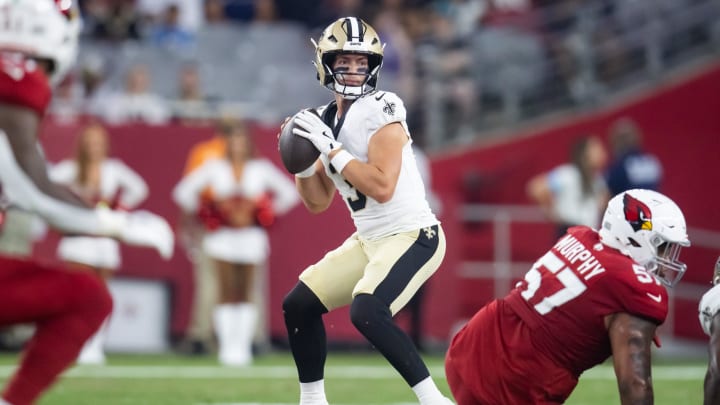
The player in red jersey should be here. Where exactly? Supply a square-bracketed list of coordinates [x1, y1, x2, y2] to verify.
[445, 189, 690, 405]
[0, 2, 174, 404]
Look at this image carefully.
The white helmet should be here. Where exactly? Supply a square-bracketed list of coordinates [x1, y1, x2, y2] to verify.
[0, 0, 81, 85]
[599, 189, 690, 287]
[312, 17, 384, 99]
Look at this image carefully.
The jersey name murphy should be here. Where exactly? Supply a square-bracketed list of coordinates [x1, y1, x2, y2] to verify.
[553, 234, 606, 281]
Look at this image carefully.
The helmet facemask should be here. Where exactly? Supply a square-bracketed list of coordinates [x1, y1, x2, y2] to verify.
[645, 238, 687, 287]
[319, 51, 382, 99]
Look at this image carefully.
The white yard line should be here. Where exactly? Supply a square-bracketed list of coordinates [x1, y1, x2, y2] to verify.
[0, 364, 706, 380]
[197, 403, 419, 405]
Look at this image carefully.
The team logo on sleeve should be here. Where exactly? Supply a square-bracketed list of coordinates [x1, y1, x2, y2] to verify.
[383, 100, 396, 116]
[623, 193, 652, 231]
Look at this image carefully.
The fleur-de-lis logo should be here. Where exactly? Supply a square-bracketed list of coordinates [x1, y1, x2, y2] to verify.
[383, 100, 396, 116]
[423, 226, 436, 239]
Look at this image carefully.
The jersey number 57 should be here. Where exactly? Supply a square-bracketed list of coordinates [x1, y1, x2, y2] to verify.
[520, 251, 588, 315]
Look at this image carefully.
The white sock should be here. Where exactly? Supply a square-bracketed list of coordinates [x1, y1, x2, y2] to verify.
[299, 380, 328, 405]
[77, 318, 108, 365]
[214, 304, 252, 366]
[412, 376, 450, 404]
[236, 303, 257, 363]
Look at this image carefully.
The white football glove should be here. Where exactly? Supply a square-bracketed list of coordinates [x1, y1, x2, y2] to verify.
[98, 208, 175, 260]
[292, 110, 341, 156]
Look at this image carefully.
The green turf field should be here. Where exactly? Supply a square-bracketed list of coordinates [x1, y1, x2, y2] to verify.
[0, 352, 706, 404]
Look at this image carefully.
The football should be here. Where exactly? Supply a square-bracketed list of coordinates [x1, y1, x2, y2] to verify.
[278, 109, 321, 174]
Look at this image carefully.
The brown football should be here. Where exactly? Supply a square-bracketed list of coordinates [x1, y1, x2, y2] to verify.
[278, 109, 321, 174]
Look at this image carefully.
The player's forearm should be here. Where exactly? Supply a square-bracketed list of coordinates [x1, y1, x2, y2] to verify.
[341, 161, 397, 203]
[37, 180, 90, 207]
[704, 369, 720, 405]
[609, 314, 656, 405]
[617, 377, 653, 405]
[704, 337, 720, 405]
[296, 176, 333, 213]
[616, 336, 654, 405]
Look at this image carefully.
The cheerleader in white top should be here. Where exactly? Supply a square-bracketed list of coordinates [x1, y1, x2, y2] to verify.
[49, 123, 149, 365]
[173, 123, 299, 366]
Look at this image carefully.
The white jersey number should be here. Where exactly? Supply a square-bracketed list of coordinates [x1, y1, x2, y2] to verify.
[344, 180, 367, 212]
[520, 251, 588, 315]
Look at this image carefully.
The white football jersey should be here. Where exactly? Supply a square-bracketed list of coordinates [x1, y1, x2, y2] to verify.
[315, 90, 438, 240]
[699, 284, 720, 335]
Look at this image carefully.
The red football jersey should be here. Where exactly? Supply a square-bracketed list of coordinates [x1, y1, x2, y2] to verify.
[0, 52, 52, 229]
[446, 226, 668, 404]
[0, 52, 52, 117]
[505, 226, 667, 374]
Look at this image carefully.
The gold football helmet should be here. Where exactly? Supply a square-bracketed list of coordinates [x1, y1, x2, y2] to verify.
[312, 17, 384, 99]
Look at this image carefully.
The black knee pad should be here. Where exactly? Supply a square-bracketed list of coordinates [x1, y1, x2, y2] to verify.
[282, 282, 327, 323]
[350, 293, 391, 332]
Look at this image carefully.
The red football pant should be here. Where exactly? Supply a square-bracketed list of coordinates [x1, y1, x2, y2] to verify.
[0, 257, 113, 405]
[444, 362, 483, 405]
[445, 299, 576, 405]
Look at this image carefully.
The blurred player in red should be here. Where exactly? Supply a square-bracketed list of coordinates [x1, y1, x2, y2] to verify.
[445, 189, 690, 405]
[0, 1, 174, 404]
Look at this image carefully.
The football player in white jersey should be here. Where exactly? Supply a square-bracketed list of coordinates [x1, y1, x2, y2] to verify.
[699, 256, 720, 405]
[281, 17, 453, 405]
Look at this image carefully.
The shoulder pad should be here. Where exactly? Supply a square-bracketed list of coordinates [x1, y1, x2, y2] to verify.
[699, 285, 720, 335]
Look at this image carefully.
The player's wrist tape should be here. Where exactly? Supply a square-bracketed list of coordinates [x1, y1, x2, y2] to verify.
[330, 150, 355, 173]
[295, 163, 316, 178]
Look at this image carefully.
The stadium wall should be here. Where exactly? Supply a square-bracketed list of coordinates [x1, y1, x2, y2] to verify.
[432, 62, 720, 341]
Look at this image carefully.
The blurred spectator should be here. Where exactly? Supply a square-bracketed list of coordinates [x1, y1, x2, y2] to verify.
[172, 63, 216, 125]
[419, 9, 477, 138]
[204, 0, 228, 24]
[253, 0, 277, 23]
[81, 53, 113, 116]
[173, 120, 228, 355]
[81, 0, 143, 41]
[48, 74, 86, 125]
[605, 117, 663, 196]
[172, 120, 299, 366]
[275, 0, 366, 29]
[222, 0, 277, 22]
[137, 0, 203, 32]
[49, 123, 149, 365]
[539, 0, 587, 103]
[177, 64, 203, 101]
[433, 0, 487, 39]
[527, 135, 609, 237]
[149, 4, 196, 52]
[468, 20, 546, 125]
[372, 3, 417, 106]
[96, 64, 171, 125]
